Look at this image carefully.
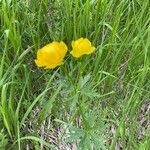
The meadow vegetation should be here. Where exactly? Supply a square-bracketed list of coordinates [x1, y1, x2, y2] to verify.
[0, 0, 150, 149]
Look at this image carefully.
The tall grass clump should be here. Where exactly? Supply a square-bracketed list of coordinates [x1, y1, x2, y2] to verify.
[0, 0, 150, 149]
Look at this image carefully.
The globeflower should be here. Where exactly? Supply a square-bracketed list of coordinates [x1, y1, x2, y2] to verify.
[70, 38, 95, 58]
[35, 41, 68, 69]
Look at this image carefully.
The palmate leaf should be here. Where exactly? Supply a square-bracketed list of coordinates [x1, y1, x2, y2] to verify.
[85, 111, 107, 149]
[67, 126, 107, 150]
[80, 88, 101, 98]
[80, 74, 91, 89]
[66, 126, 85, 143]
[79, 74, 101, 98]
[66, 110, 107, 150]
[78, 135, 91, 150]
[91, 134, 107, 150]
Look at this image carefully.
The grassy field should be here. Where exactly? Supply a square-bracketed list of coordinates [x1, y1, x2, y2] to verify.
[0, 0, 150, 149]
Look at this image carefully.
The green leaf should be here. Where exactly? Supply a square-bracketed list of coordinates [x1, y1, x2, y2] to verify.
[38, 84, 62, 123]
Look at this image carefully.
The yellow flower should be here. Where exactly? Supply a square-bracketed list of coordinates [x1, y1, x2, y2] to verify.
[70, 38, 95, 58]
[35, 41, 68, 69]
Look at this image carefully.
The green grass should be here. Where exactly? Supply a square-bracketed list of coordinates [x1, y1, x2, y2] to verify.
[0, 0, 150, 149]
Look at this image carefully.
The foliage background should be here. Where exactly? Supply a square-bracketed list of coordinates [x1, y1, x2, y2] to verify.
[0, 0, 149, 149]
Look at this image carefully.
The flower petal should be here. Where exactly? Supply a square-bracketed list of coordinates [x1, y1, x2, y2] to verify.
[70, 38, 95, 58]
[35, 41, 68, 69]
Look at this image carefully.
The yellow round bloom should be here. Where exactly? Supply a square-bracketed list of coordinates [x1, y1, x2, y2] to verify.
[35, 41, 68, 69]
[70, 38, 95, 58]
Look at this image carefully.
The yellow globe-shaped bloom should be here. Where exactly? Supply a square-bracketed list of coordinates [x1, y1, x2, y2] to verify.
[35, 41, 68, 69]
[70, 38, 95, 58]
